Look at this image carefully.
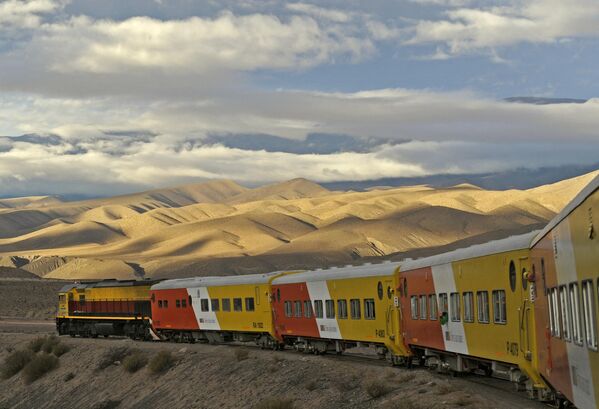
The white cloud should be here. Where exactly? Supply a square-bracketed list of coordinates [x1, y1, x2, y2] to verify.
[406, 0, 599, 56]
[286, 2, 352, 23]
[0, 0, 62, 29]
[25, 11, 374, 75]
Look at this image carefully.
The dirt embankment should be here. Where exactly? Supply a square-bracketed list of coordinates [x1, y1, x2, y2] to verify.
[0, 333, 546, 409]
[0, 279, 65, 320]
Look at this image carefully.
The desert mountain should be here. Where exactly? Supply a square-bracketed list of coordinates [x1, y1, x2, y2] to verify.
[0, 171, 596, 280]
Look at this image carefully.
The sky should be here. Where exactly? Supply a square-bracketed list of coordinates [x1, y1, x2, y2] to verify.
[1, 0, 599, 197]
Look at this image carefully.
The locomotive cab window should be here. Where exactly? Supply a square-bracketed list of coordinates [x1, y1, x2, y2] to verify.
[163, 300, 168, 308]
[233, 298, 243, 312]
[200, 299, 209, 312]
[294, 300, 302, 318]
[492, 290, 507, 325]
[338, 299, 348, 319]
[211, 299, 220, 312]
[181, 299, 187, 308]
[350, 299, 361, 319]
[582, 280, 597, 350]
[176, 299, 181, 308]
[245, 297, 255, 312]
[325, 300, 335, 319]
[314, 300, 324, 319]
[429, 294, 437, 320]
[450, 292, 461, 322]
[222, 298, 231, 312]
[364, 299, 376, 320]
[158, 300, 163, 308]
[410, 296, 418, 320]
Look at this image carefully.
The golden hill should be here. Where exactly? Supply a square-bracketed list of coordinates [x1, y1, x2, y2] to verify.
[0, 171, 596, 280]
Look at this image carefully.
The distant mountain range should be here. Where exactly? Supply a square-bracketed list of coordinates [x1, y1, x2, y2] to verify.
[504, 97, 588, 105]
[322, 163, 599, 191]
[0, 170, 597, 281]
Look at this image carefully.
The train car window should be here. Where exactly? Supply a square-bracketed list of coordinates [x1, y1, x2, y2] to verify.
[181, 299, 187, 308]
[325, 300, 335, 319]
[164, 300, 168, 308]
[211, 299, 220, 312]
[364, 299, 376, 320]
[559, 285, 571, 341]
[547, 288, 559, 337]
[314, 300, 324, 319]
[277, 288, 281, 302]
[158, 300, 163, 308]
[410, 296, 418, 320]
[438, 293, 448, 314]
[450, 293, 461, 322]
[284, 301, 292, 317]
[419, 296, 427, 320]
[222, 298, 231, 312]
[294, 300, 302, 318]
[509, 261, 517, 292]
[569, 283, 583, 344]
[350, 299, 361, 319]
[377, 282, 384, 300]
[582, 280, 598, 350]
[492, 290, 507, 324]
[522, 268, 528, 291]
[176, 299, 181, 308]
[246, 297, 255, 312]
[188, 295, 192, 307]
[233, 298, 243, 312]
[304, 301, 313, 318]
[463, 292, 474, 323]
[200, 299, 209, 312]
[429, 294, 438, 320]
[338, 300, 348, 319]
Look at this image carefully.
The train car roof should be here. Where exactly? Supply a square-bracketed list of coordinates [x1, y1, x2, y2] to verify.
[531, 173, 599, 247]
[58, 279, 159, 292]
[151, 271, 296, 290]
[272, 261, 401, 285]
[400, 231, 539, 272]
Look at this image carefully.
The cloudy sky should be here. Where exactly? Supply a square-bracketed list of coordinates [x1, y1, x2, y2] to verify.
[1, 0, 599, 197]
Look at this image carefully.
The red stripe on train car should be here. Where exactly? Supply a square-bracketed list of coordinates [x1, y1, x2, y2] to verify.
[150, 289, 198, 331]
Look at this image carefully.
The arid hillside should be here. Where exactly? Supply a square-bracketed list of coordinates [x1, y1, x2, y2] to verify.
[0, 333, 547, 409]
[0, 171, 596, 280]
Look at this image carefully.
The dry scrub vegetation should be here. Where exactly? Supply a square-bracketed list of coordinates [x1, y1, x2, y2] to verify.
[0, 333, 546, 409]
[1, 335, 69, 383]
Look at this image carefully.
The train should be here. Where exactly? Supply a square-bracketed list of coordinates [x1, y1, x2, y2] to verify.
[56, 174, 599, 409]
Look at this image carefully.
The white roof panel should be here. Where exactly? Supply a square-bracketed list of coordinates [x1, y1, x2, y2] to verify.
[151, 271, 294, 290]
[400, 231, 538, 272]
[272, 261, 401, 285]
